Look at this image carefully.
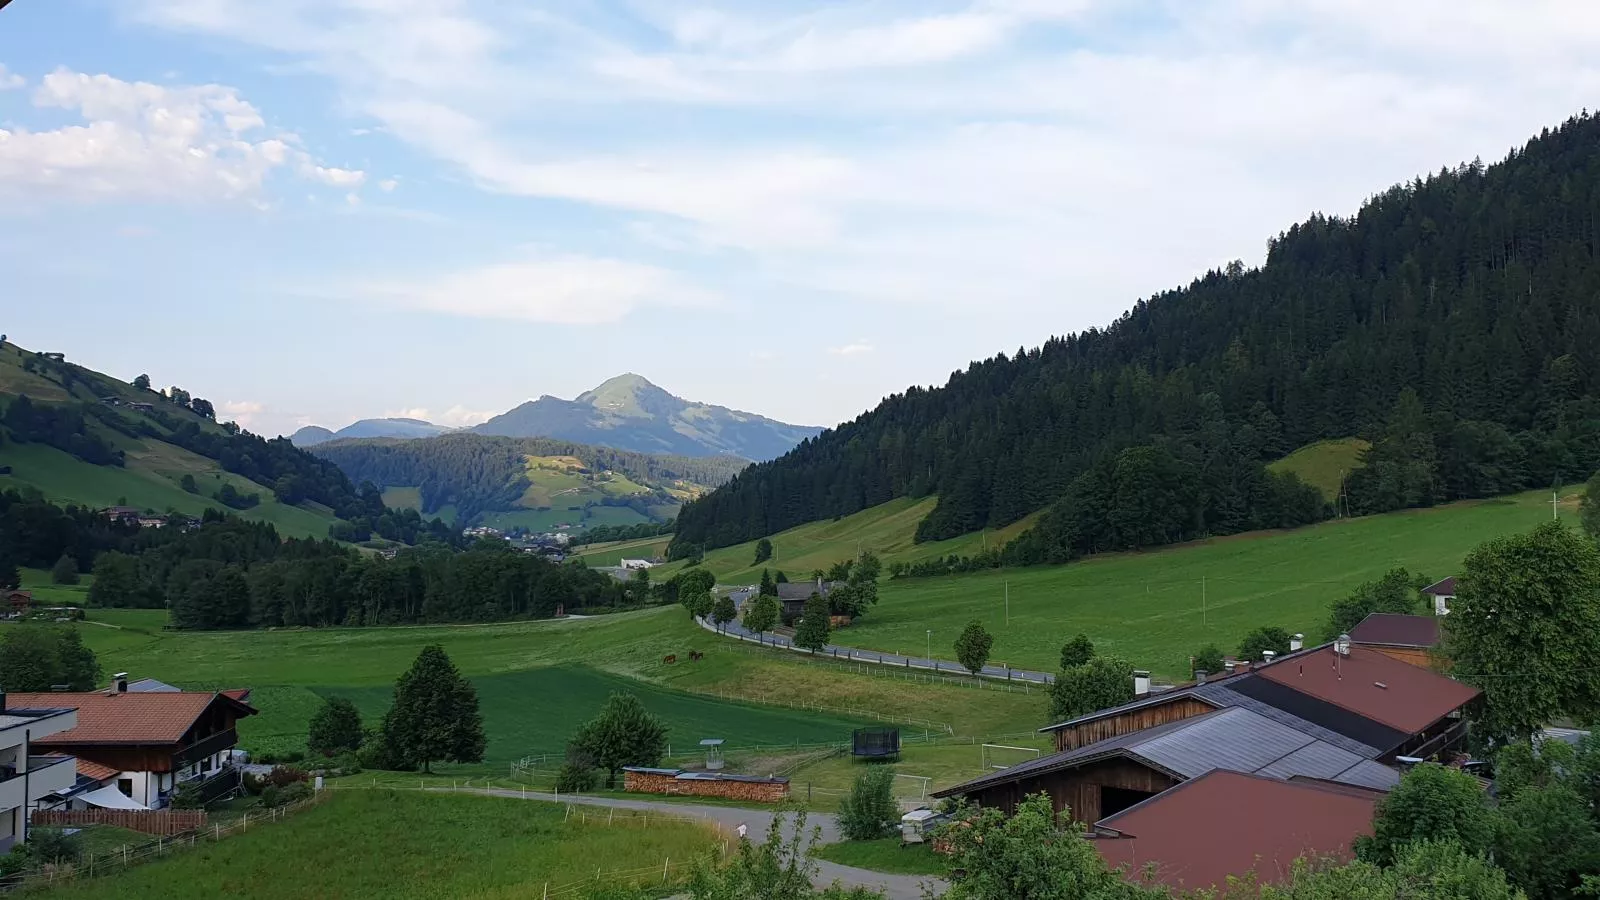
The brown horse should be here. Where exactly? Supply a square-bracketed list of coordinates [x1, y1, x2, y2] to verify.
[662, 654, 677, 664]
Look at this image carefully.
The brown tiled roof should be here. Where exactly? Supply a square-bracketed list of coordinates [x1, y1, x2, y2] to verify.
[1093, 770, 1378, 890]
[1421, 576, 1456, 596]
[1349, 613, 1441, 649]
[76, 758, 119, 781]
[7, 690, 256, 746]
[220, 688, 252, 703]
[1254, 646, 1478, 733]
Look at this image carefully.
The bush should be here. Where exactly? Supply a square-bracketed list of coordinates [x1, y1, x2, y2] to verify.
[265, 781, 312, 808]
[837, 764, 898, 841]
[557, 759, 600, 792]
[0, 846, 25, 878]
[50, 555, 79, 586]
[26, 829, 82, 865]
[264, 765, 309, 788]
[169, 782, 205, 809]
[259, 785, 280, 808]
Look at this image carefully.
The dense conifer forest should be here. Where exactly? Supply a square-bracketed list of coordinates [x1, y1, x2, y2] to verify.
[672, 112, 1600, 560]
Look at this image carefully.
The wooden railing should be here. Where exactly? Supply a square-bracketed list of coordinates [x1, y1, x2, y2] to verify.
[172, 728, 237, 768]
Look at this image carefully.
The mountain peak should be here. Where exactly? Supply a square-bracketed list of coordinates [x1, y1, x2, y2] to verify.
[576, 373, 674, 416]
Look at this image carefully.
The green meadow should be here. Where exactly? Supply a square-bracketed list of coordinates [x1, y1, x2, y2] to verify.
[36, 791, 719, 900]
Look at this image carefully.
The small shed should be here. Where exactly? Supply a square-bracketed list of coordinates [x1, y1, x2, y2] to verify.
[853, 726, 901, 759]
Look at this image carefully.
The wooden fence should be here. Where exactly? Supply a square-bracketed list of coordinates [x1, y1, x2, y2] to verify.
[33, 808, 207, 835]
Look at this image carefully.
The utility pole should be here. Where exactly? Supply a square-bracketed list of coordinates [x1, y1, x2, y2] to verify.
[1202, 576, 1207, 627]
[1004, 581, 1009, 626]
[925, 629, 932, 661]
[1554, 488, 1560, 521]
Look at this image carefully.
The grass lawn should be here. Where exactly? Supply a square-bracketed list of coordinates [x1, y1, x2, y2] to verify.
[813, 838, 947, 877]
[19, 566, 94, 606]
[646, 497, 1042, 586]
[75, 607, 1045, 767]
[1268, 437, 1370, 500]
[845, 487, 1583, 678]
[37, 791, 720, 900]
[575, 536, 673, 566]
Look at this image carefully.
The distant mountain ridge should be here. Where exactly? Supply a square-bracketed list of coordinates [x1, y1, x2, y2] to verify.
[292, 417, 447, 447]
[473, 374, 820, 461]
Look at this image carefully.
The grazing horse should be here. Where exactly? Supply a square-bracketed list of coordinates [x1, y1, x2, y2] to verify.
[662, 654, 677, 664]
[688, 650, 704, 661]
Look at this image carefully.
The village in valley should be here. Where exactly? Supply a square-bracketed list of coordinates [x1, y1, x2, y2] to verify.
[5, 4, 1600, 899]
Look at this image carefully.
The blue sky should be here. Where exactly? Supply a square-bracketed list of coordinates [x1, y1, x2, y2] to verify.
[2, 1, 1598, 438]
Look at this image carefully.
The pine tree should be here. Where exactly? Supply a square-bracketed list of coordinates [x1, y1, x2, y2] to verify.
[383, 645, 486, 773]
[758, 568, 777, 597]
[753, 538, 773, 564]
[792, 592, 830, 651]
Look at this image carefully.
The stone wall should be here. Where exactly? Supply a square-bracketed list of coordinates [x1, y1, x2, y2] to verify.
[624, 771, 790, 803]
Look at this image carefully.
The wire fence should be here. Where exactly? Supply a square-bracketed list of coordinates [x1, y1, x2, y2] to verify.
[0, 791, 330, 892]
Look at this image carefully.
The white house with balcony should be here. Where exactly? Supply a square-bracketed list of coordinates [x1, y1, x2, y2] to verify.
[0, 693, 79, 852]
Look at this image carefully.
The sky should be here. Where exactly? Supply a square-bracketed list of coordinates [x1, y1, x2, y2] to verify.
[2, 2, 1599, 439]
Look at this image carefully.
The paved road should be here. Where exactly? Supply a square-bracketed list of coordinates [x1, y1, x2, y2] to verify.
[480, 787, 943, 899]
[697, 589, 1055, 685]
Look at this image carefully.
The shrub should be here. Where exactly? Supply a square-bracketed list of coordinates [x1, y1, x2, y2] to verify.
[259, 785, 280, 808]
[0, 846, 26, 878]
[837, 765, 898, 841]
[264, 765, 309, 788]
[169, 782, 205, 809]
[557, 760, 599, 792]
[267, 781, 313, 808]
[26, 829, 82, 865]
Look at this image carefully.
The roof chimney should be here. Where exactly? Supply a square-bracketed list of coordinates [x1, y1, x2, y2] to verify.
[113, 672, 129, 693]
[1334, 634, 1352, 657]
[1133, 670, 1151, 697]
[1262, 650, 1277, 663]
[1289, 633, 1304, 652]
[1194, 670, 1208, 685]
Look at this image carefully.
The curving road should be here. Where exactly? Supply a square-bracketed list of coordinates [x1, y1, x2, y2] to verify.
[697, 588, 1055, 685]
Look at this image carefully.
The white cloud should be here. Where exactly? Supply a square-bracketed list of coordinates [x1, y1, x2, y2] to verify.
[0, 64, 23, 90]
[384, 405, 496, 427]
[301, 163, 367, 188]
[379, 178, 398, 191]
[221, 399, 265, 428]
[0, 68, 363, 203]
[349, 253, 718, 325]
[828, 341, 873, 356]
[119, 0, 1600, 327]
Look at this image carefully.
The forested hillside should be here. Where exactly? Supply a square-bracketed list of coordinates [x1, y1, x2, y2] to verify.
[312, 433, 747, 525]
[674, 112, 1600, 558]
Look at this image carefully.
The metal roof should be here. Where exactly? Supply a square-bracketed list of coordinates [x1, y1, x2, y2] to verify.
[936, 707, 1398, 798]
[1348, 613, 1441, 648]
[1192, 681, 1382, 757]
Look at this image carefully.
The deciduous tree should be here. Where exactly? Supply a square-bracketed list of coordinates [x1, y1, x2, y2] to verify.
[132, 374, 151, 391]
[1238, 626, 1292, 662]
[955, 620, 994, 675]
[711, 594, 738, 629]
[1325, 567, 1429, 639]
[1049, 656, 1134, 722]
[307, 696, 364, 756]
[1583, 469, 1600, 543]
[744, 594, 779, 638]
[1192, 644, 1225, 677]
[793, 592, 830, 652]
[837, 766, 897, 840]
[1357, 764, 1496, 866]
[381, 644, 485, 773]
[1447, 521, 1600, 744]
[568, 691, 668, 789]
[1059, 633, 1094, 669]
[50, 554, 78, 586]
[0, 626, 100, 692]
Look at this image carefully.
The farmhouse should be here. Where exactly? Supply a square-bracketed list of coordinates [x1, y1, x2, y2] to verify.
[934, 639, 1479, 886]
[128, 402, 155, 412]
[3, 589, 31, 615]
[1421, 576, 1456, 615]
[101, 506, 143, 523]
[9, 674, 257, 810]
[0, 696, 79, 852]
[1348, 612, 1443, 668]
[776, 579, 839, 623]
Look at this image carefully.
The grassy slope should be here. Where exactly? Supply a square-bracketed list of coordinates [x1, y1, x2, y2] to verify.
[79, 606, 1046, 764]
[38, 791, 718, 900]
[813, 838, 947, 877]
[1268, 437, 1371, 500]
[0, 342, 338, 539]
[19, 566, 94, 606]
[576, 536, 674, 566]
[848, 487, 1582, 679]
[641, 497, 1042, 585]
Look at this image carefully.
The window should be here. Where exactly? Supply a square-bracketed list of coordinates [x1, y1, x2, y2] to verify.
[201, 758, 211, 773]
[117, 778, 133, 798]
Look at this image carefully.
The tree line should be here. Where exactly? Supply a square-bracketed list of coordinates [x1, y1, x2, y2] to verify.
[672, 111, 1600, 562]
[311, 433, 747, 525]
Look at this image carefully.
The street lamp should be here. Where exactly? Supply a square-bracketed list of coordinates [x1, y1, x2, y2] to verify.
[925, 629, 932, 661]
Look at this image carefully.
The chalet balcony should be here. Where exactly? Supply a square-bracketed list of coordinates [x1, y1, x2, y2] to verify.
[0, 755, 75, 810]
[172, 728, 238, 769]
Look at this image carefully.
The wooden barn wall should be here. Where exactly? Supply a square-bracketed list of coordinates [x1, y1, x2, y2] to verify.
[1054, 698, 1215, 751]
[969, 757, 1179, 824]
